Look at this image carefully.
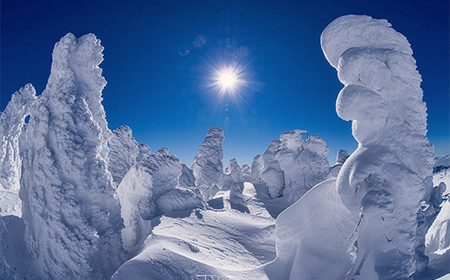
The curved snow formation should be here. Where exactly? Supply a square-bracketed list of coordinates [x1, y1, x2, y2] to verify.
[19, 33, 125, 279]
[192, 127, 225, 201]
[322, 15, 434, 279]
[0, 84, 36, 216]
[261, 130, 329, 204]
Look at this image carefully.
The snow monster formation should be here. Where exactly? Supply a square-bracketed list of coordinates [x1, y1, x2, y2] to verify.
[19, 33, 125, 279]
[322, 15, 434, 279]
[261, 130, 329, 204]
[192, 127, 225, 201]
[117, 148, 203, 253]
[0, 84, 36, 216]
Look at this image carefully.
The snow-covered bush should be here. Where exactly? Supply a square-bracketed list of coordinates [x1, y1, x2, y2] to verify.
[322, 15, 434, 279]
[19, 33, 125, 279]
[192, 127, 224, 201]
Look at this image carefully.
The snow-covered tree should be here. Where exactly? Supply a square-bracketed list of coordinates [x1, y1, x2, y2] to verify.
[260, 130, 329, 204]
[117, 148, 182, 252]
[242, 164, 251, 182]
[223, 158, 244, 191]
[322, 15, 434, 279]
[260, 140, 284, 198]
[109, 125, 139, 186]
[251, 154, 262, 183]
[117, 147, 203, 253]
[19, 33, 125, 279]
[192, 127, 224, 201]
[0, 84, 36, 216]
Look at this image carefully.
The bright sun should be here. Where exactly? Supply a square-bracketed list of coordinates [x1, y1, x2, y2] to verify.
[217, 69, 238, 91]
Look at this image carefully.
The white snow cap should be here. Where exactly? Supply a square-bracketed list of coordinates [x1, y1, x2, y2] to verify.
[321, 14, 412, 69]
[323, 15, 433, 278]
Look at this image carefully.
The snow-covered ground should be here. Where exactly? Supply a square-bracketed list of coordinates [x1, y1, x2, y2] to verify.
[112, 182, 281, 280]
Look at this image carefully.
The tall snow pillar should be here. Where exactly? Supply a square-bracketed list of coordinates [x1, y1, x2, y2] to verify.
[20, 33, 125, 279]
[321, 15, 434, 279]
[192, 127, 224, 201]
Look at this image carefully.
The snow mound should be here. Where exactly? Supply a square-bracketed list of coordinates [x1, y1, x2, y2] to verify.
[265, 178, 354, 279]
[323, 15, 434, 278]
[192, 127, 225, 201]
[112, 207, 275, 280]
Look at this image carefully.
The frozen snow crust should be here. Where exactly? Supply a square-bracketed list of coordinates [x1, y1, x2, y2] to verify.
[1, 15, 448, 280]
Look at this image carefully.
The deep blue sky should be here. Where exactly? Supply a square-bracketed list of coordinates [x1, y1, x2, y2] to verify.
[2, 0, 449, 166]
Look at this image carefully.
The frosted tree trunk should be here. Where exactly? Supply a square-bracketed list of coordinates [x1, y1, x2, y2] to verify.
[20, 33, 125, 279]
[322, 15, 434, 279]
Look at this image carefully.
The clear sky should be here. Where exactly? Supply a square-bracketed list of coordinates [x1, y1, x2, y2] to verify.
[1, 0, 449, 167]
